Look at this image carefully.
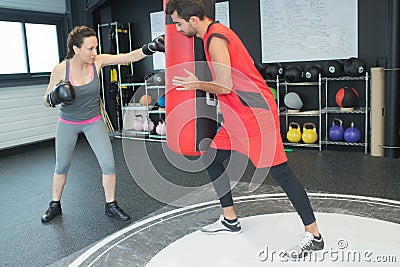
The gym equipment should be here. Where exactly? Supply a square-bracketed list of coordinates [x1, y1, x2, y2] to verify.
[264, 63, 284, 80]
[284, 92, 303, 111]
[153, 70, 165, 85]
[165, 0, 217, 156]
[132, 115, 144, 131]
[302, 123, 318, 144]
[284, 66, 303, 83]
[142, 35, 165, 55]
[286, 122, 302, 143]
[46, 81, 75, 107]
[156, 121, 167, 135]
[304, 64, 321, 82]
[143, 118, 155, 132]
[329, 118, 344, 141]
[140, 94, 152, 106]
[344, 122, 361, 142]
[322, 60, 343, 78]
[335, 87, 359, 109]
[157, 95, 166, 108]
[343, 57, 366, 77]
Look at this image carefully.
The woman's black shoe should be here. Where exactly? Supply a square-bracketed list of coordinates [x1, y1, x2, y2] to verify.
[41, 201, 62, 223]
[105, 201, 130, 221]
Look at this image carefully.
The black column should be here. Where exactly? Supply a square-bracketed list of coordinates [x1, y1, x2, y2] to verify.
[384, 0, 400, 158]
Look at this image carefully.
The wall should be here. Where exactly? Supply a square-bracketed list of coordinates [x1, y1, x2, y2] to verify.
[94, 0, 388, 77]
[0, 0, 67, 150]
[0, 85, 59, 150]
[0, 0, 66, 13]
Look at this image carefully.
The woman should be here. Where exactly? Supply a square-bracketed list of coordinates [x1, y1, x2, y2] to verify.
[41, 26, 164, 223]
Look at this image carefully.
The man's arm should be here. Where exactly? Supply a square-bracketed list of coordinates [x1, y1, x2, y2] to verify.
[172, 37, 233, 94]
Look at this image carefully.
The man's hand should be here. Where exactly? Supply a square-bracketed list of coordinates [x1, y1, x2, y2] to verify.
[172, 68, 200, 90]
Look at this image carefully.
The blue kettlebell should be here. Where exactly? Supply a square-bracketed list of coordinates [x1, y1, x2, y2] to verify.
[329, 118, 344, 141]
[344, 122, 361, 142]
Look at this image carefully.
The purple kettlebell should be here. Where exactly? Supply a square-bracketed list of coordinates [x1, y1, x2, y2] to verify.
[329, 118, 344, 141]
[344, 122, 361, 142]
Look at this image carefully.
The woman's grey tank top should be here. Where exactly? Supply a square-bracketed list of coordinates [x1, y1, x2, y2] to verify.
[60, 60, 101, 121]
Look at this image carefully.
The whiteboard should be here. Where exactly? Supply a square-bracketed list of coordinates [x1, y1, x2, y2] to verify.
[150, 11, 166, 70]
[260, 0, 358, 63]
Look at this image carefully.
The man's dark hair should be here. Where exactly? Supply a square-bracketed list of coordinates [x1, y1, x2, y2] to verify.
[165, 0, 206, 21]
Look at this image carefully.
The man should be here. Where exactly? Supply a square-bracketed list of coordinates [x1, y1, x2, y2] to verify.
[165, 0, 324, 259]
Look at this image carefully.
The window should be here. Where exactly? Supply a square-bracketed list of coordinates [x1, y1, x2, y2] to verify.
[0, 8, 67, 86]
[26, 23, 60, 73]
[0, 21, 27, 74]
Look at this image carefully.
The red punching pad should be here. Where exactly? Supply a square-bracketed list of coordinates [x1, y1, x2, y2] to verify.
[164, 0, 217, 156]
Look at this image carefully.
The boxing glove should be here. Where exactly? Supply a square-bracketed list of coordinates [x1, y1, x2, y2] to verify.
[142, 35, 165, 55]
[46, 81, 76, 107]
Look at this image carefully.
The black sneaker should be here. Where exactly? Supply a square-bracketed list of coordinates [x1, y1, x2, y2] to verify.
[284, 232, 324, 260]
[41, 201, 62, 223]
[105, 201, 130, 221]
[200, 215, 242, 234]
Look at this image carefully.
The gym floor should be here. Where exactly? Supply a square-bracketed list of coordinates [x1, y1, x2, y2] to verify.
[0, 136, 399, 266]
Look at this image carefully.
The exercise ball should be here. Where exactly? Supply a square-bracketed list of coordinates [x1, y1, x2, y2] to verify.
[140, 94, 152, 106]
[322, 60, 343, 78]
[285, 66, 303, 83]
[335, 87, 359, 109]
[157, 95, 166, 108]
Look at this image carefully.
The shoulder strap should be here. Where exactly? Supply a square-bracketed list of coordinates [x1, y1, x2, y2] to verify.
[65, 59, 70, 81]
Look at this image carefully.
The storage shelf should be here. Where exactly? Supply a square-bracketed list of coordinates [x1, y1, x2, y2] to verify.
[323, 76, 368, 81]
[321, 141, 367, 147]
[279, 110, 320, 116]
[321, 107, 367, 114]
[122, 106, 148, 111]
[148, 110, 166, 114]
[283, 142, 320, 148]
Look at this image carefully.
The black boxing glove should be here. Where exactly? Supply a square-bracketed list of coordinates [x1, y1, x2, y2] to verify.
[46, 81, 75, 107]
[142, 35, 165, 55]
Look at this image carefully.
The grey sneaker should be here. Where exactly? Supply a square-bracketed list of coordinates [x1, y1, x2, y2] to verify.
[201, 215, 242, 234]
[284, 231, 324, 260]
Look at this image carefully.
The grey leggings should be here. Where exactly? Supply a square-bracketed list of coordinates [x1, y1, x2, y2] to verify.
[55, 119, 115, 175]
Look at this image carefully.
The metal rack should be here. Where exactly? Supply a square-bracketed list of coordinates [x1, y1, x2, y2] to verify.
[119, 81, 166, 142]
[321, 74, 369, 154]
[274, 75, 323, 151]
[97, 21, 134, 133]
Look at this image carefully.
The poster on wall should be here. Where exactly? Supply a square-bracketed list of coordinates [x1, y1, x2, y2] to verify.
[215, 1, 230, 28]
[260, 0, 358, 63]
[150, 11, 165, 70]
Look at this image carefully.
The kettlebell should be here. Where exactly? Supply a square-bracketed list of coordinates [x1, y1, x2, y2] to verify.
[143, 118, 155, 132]
[328, 118, 344, 141]
[302, 123, 318, 144]
[155, 120, 166, 136]
[132, 115, 144, 131]
[344, 122, 361, 142]
[286, 122, 302, 143]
